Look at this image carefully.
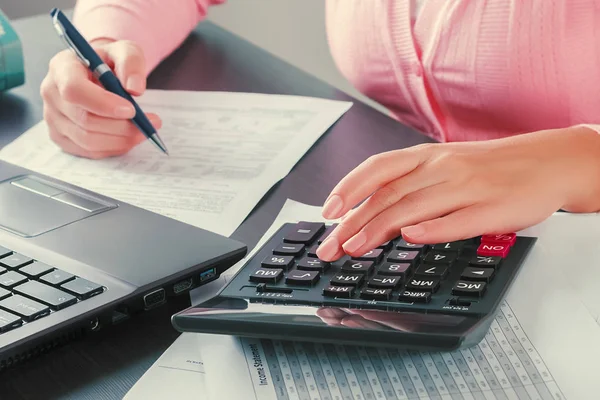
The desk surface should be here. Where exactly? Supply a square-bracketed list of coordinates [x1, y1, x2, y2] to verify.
[0, 13, 432, 400]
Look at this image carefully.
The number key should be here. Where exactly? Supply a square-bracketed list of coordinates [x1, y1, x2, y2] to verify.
[377, 263, 411, 278]
[261, 255, 294, 270]
[432, 241, 464, 253]
[387, 250, 420, 264]
[396, 240, 426, 250]
[423, 251, 456, 265]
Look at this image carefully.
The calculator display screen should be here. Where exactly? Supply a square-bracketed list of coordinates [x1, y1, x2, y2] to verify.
[179, 297, 475, 335]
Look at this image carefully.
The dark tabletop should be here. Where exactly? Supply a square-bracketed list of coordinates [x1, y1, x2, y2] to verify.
[0, 12, 432, 400]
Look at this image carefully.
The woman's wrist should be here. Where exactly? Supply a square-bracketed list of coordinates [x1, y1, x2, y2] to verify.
[555, 125, 600, 213]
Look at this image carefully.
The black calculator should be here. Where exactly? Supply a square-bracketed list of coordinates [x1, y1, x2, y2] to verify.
[173, 222, 536, 351]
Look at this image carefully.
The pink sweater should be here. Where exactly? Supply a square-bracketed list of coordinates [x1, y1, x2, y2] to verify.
[73, 0, 600, 142]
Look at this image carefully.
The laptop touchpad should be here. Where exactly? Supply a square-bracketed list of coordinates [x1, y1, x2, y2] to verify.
[0, 176, 116, 237]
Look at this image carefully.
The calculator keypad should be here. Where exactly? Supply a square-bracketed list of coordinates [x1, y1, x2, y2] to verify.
[231, 221, 531, 314]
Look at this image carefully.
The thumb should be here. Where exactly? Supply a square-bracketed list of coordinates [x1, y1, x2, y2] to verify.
[104, 40, 147, 96]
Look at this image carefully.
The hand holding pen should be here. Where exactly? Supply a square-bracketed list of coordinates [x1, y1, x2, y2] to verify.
[41, 9, 167, 158]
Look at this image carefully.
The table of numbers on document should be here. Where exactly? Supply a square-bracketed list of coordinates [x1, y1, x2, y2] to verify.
[245, 302, 565, 400]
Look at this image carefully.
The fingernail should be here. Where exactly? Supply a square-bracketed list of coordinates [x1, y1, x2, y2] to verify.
[115, 106, 134, 119]
[316, 236, 339, 261]
[126, 75, 145, 93]
[402, 225, 426, 239]
[322, 195, 343, 219]
[343, 231, 367, 254]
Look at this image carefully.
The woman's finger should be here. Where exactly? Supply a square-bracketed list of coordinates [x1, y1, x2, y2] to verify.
[338, 182, 476, 258]
[49, 52, 135, 119]
[48, 108, 145, 153]
[45, 80, 161, 136]
[48, 124, 131, 160]
[321, 146, 432, 219]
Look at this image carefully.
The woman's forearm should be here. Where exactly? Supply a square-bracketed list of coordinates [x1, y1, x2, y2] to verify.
[73, 0, 225, 75]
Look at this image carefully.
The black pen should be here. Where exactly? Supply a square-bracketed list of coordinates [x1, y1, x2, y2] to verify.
[50, 8, 168, 155]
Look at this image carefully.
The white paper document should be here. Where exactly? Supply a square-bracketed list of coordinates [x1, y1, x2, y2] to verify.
[127, 200, 600, 400]
[0, 90, 351, 237]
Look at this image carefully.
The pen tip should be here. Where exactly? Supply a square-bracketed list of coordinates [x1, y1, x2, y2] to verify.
[149, 133, 169, 155]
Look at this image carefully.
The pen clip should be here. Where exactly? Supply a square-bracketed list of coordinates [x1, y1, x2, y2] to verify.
[52, 13, 90, 67]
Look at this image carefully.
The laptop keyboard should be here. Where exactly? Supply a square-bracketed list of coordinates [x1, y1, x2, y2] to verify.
[0, 246, 104, 333]
[221, 222, 535, 316]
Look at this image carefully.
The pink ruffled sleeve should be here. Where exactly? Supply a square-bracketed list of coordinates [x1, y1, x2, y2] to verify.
[73, 0, 225, 74]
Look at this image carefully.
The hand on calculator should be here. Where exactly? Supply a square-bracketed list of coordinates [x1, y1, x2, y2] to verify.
[317, 128, 600, 261]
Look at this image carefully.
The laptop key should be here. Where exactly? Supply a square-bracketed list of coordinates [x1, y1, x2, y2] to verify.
[0, 294, 50, 322]
[0, 271, 27, 289]
[0, 287, 11, 300]
[19, 262, 54, 278]
[0, 246, 12, 258]
[0, 253, 33, 269]
[0, 266, 5, 274]
[40, 269, 75, 286]
[283, 222, 325, 244]
[0, 309, 22, 332]
[14, 281, 77, 310]
[61, 278, 104, 300]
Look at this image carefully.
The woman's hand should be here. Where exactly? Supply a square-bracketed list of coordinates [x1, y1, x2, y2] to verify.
[317, 126, 600, 261]
[40, 39, 162, 159]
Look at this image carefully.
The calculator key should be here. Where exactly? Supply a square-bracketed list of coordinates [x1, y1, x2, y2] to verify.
[422, 251, 456, 265]
[61, 278, 104, 299]
[452, 280, 487, 297]
[414, 264, 448, 279]
[0, 246, 12, 258]
[317, 224, 338, 244]
[469, 255, 501, 269]
[398, 290, 431, 303]
[261, 255, 294, 270]
[432, 241, 465, 253]
[249, 268, 283, 284]
[285, 270, 320, 286]
[0, 309, 22, 332]
[273, 243, 305, 257]
[40, 269, 75, 286]
[477, 243, 510, 258]
[307, 245, 319, 258]
[323, 285, 354, 298]
[19, 262, 54, 278]
[297, 258, 329, 272]
[481, 233, 516, 246]
[368, 275, 401, 289]
[0, 294, 50, 322]
[14, 281, 77, 310]
[461, 267, 495, 283]
[377, 263, 411, 278]
[0, 271, 27, 289]
[387, 250, 420, 264]
[396, 240, 426, 250]
[406, 278, 440, 293]
[284, 222, 325, 244]
[0, 254, 33, 269]
[360, 288, 392, 301]
[341, 260, 374, 275]
[353, 248, 383, 263]
[330, 273, 364, 287]
[377, 240, 392, 250]
[0, 288, 10, 301]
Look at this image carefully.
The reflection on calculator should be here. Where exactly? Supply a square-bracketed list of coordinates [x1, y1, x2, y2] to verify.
[173, 222, 536, 351]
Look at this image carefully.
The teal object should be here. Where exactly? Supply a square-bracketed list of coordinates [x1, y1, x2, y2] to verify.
[0, 8, 25, 92]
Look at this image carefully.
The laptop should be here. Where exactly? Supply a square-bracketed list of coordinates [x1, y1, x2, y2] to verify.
[0, 160, 247, 370]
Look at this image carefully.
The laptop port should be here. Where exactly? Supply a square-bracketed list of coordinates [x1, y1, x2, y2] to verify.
[199, 268, 217, 283]
[143, 288, 166, 310]
[173, 277, 194, 295]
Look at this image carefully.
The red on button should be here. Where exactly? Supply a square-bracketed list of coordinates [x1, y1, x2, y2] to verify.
[481, 233, 516, 246]
[477, 243, 510, 258]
